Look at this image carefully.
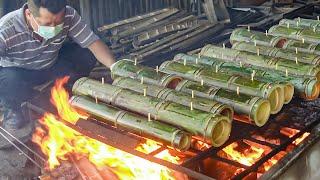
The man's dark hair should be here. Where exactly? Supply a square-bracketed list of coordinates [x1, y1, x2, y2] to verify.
[27, 0, 67, 16]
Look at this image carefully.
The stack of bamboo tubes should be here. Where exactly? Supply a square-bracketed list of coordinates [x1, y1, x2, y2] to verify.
[97, 8, 224, 62]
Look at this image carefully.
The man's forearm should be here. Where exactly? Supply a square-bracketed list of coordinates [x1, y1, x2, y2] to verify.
[88, 40, 115, 68]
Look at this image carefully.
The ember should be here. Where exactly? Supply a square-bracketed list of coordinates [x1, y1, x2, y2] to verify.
[32, 77, 180, 179]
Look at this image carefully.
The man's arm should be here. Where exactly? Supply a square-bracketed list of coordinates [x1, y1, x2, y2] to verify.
[88, 39, 115, 68]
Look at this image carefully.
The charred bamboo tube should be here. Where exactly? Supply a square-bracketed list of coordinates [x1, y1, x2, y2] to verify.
[269, 25, 320, 44]
[174, 54, 295, 104]
[112, 77, 234, 120]
[230, 28, 287, 47]
[159, 61, 283, 114]
[175, 80, 271, 127]
[232, 42, 320, 65]
[72, 78, 232, 147]
[200, 45, 320, 79]
[70, 96, 191, 151]
[110, 59, 183, 89]
[230, 28, 320, 56]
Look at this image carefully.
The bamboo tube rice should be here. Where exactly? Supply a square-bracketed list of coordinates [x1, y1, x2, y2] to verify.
[113, 77, 234, 119]
[279, 18, 320, 31]
[230, 28, 287, 47]
[159, 61, 283, 114]
[175, 80, 271, 127]
[200, 45, 320, 79]
[230, 28, 320, 57]
[73, 78, 232, 147]
[232, 42, 320, 65]
[174, 54, 295, 104]
[110, 59, 182, 88]
[70, 96, 191, 151]
[269, 25, 320, 44]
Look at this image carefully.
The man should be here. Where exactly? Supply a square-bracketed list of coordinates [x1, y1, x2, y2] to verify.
[0, 0, 115, 148]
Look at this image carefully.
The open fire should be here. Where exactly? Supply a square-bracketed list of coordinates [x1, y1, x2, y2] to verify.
[32, 77, 182, 179]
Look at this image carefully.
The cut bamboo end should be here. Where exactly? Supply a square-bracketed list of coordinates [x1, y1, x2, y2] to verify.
[251, 99, 271, 127]
[172, 131, 191, 151]
[207, 116, 231, 147]
[165, 76, 183, 89]
[266, 86, 281, 114]
[283, 83, 295, 104]
[304, 80, 320, 100]
[216, 105, 234, 122]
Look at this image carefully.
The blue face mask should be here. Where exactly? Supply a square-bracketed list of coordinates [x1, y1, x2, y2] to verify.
[32, 15, 63, 40]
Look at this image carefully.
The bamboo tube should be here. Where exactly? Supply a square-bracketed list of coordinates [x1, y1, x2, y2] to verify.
[72, 78, 231, 147]
[174, 54, 294, 104]
[269, 25, 320, 44]
[159, 61, 283, 114]
[70, 96, 191, 151]
[230, 28, 287, 48]
[230, 28, 320, 57]
[110, 59, 182, 88]
[279, 18, 320, 31]
[175, 80, 270, 127]
[112, 77, 234, 120]
[232, 42, 320, 65]
[174, 53, 319, 100]
[200, 45, 320, 79]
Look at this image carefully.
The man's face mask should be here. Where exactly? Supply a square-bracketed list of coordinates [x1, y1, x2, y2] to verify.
[31, 15, 63, 40]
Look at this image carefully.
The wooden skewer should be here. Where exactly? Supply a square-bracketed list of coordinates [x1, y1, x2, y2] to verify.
[257, 48, 260, 56]
[143, 88, 147, 97]
[191, 90, 194, 99]
[298, 17, 301, 22]
[95, 96, 98, 104]
[276, 64, 278, 70]
[223, 43, 226, 49]
[141, 77, 144, 84]
[236, 87, 240, 95]
[196, 58, 198, 64]
[190, 102, 193, 111]
[184, 59, 186, 66]
[134, 58, 137, 65]
[302, 38, 305, 44]
[201, 79, 204, 86]
[156, 66, 159, 73]
[313, 27, 316, 32]
[254, 40, 257, 46]
[286, 69, 288, 77]
[148, 113, 151, 122]
[247, 26, 250, 32]
[295, 57, 298, 64]
[101, 77, 105, 85]
[265, 30, 268, 36]
[251, 70, 255, 81]
[295, 48, 298, 54]
[287, 22, 290, 28]
[215, 65, 218, 73]
[240, 61, 243, 67]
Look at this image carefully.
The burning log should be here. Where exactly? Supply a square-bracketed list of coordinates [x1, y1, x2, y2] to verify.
[72, 78, 232, 147]
[199, 45, 320, 79]
[268, 25, 320, 44]
[112, 77, 234, 120]
[175, 80, 270, 127]
[110, 59, 182, 89]
[70, 96, 191, 151]
[232, 41, 320, 65]
[159, 61, 283, 114]
[174, 53, 319, 101]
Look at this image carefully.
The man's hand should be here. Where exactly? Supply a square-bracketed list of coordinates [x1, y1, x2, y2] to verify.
[88, 40, 115, 68]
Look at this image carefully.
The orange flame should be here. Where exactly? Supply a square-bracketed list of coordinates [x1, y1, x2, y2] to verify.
[32, 77, 179, 179]
[222, 142, 264, 167]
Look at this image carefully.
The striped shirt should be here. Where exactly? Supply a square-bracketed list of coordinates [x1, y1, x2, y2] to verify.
[0, 4, 99, 70]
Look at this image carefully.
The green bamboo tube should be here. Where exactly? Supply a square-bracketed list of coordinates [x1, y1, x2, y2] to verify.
[200, 45, 320, 79]
[70, 96, 191, 151]
[110, 59, 183, 89]
[175, 80, 271, 127]
[159, 61, 283, 114]
[279, 18, 320, 30]
[232, 42, 320, 65]
[73, 78, 232, 147]
[112, 77, 234, 120]
[230, 28, 320, 58]
[174, 53, 318, 100]
[269, 25, 320, 44]
[230, 28, 287, 47]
